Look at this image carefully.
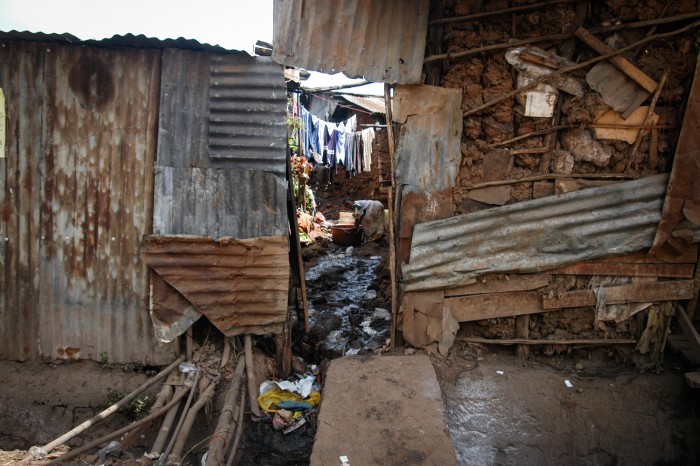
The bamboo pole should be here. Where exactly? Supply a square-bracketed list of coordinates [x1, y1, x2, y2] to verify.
[460, 21, 700, 117]
[159, 368, 201, 462]
[23, 355, 185, 461]
[205, 356, 246, 466]
[168, 375, 221, 462]
[51, 384, 190, 464]
[625, 69, 669, 172]
[244, 335, 261, 418]
[150, 373, 187, 457]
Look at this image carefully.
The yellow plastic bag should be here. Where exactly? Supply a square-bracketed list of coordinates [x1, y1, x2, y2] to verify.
[257, 387, 321, 413]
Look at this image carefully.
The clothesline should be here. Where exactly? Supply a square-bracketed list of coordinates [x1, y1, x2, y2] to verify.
[300, 104, 377, 178]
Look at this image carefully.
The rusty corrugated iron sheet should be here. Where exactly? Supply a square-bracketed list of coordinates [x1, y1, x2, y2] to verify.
[141, 235, 290, 336]
[0, 39, 178, 363]
[393, 84, 462, 266]
[272, 0, 429, 84]
[402, 174, 671, 292]
[336, 94, 386, 114]
[0, 30, 246, 54]
[209, 55, 288, 174]
[652, 51, 700, 254]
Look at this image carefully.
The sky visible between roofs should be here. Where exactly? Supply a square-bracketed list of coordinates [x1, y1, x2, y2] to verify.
[0, 0, 383, 96]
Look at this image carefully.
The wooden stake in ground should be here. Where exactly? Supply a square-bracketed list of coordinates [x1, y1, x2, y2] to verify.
[245, 335, 261, 418]
[206, 356, 246, 466]
[384, 83, 399, 348]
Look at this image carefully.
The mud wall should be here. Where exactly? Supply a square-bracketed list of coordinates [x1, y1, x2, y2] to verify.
[401, 0, 700, 357]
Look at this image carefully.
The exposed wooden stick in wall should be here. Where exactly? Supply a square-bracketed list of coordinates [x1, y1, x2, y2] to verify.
[460, 21, 700, 117]
[458, 336, 637, 345]
[428, 0, 579, 26]
[468, 173, 634, 189]
[625, 69, 670, 172]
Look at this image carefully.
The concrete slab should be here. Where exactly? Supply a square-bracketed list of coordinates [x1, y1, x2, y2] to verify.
[311, 354, 457, 466]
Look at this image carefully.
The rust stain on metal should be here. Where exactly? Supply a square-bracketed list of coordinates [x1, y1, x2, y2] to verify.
[141, 235, 290, 336]
[393, 85, 462, 269]
[273, 0, 429, 84]
[0, 40, 177, 363]
[652, 51, 700, 255]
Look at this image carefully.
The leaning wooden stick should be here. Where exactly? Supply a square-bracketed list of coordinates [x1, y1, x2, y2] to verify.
[462, 20, 700, 117]
[245, 335, 261, 418]
[625, 69, 669, 172]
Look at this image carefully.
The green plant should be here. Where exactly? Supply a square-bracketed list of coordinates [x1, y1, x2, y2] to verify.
[122, 362, 136, 372]
[105, 389, 154, 421]
[99, 352, 113, 369]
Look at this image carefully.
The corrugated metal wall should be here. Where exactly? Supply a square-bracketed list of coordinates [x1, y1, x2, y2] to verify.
[272, 0, 429, 84]
[403, 174, 671, 291]
[209, 56, 288, 175]
[154, 49, 288, 238]
[0, 40, 178, 363]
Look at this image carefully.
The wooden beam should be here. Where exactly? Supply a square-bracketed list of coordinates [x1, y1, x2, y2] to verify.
[543, 280, 695, 310]
[445, 291, 544, 322]
[385, 83, 399, 348]
[457, 336, 637, 345]
[551, 262, 695, 278]
[677, 306, 700, 354]
[575, 26, 658, 93]
[445, 273, 549, 297]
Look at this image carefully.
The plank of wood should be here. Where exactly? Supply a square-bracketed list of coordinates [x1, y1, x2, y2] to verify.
[599, 246, 698, 264]
[551, 262, 694, 278]
[677, 306, 700, 354]
[593, 107, 659, 143]
[532, 181, 554, 199]
[543, 280, 695, 310]
[575, 26, 658, 92]
[445, 291, 544, 322]
[445, 273, 549, 297]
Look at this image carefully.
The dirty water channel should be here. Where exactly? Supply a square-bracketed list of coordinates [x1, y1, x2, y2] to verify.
[304, 246, 391, 360]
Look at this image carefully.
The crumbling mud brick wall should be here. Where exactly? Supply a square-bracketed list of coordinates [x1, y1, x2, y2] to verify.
[402, 0, 700, 359]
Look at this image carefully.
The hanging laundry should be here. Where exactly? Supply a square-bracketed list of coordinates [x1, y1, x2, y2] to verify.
[361, 128, 376, 172]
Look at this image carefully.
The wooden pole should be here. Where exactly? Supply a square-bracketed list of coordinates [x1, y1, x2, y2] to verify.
[150, 373, 187, 457]
[169, 376, 221, 461]
[457, 336, 637, 345]
[515, 315, 530, 359]
[23, 355, 185, 461]
[224, 386, 246, 466]
[460, 21, 700, 118]
[384, 83, 399, 349]
[205, 356, 246, 466]
[159, 369, 201, 462]
[429, 0, 579, 26]
[467, 173, 633, 189]
[52, 384, 190, 464]
[245, 335, 261, 418]
[625, 69, 669, 172]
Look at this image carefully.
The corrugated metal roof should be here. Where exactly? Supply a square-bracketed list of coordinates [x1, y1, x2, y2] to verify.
[336, 94, 386, 114]
[402, 174, 672, 292]
[141, 235, 290, 336]
[272, 0, 429, 84]
[0, 40, 177, 363]
[208, 55, 288, 173]
[0, 30, 247, 54]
